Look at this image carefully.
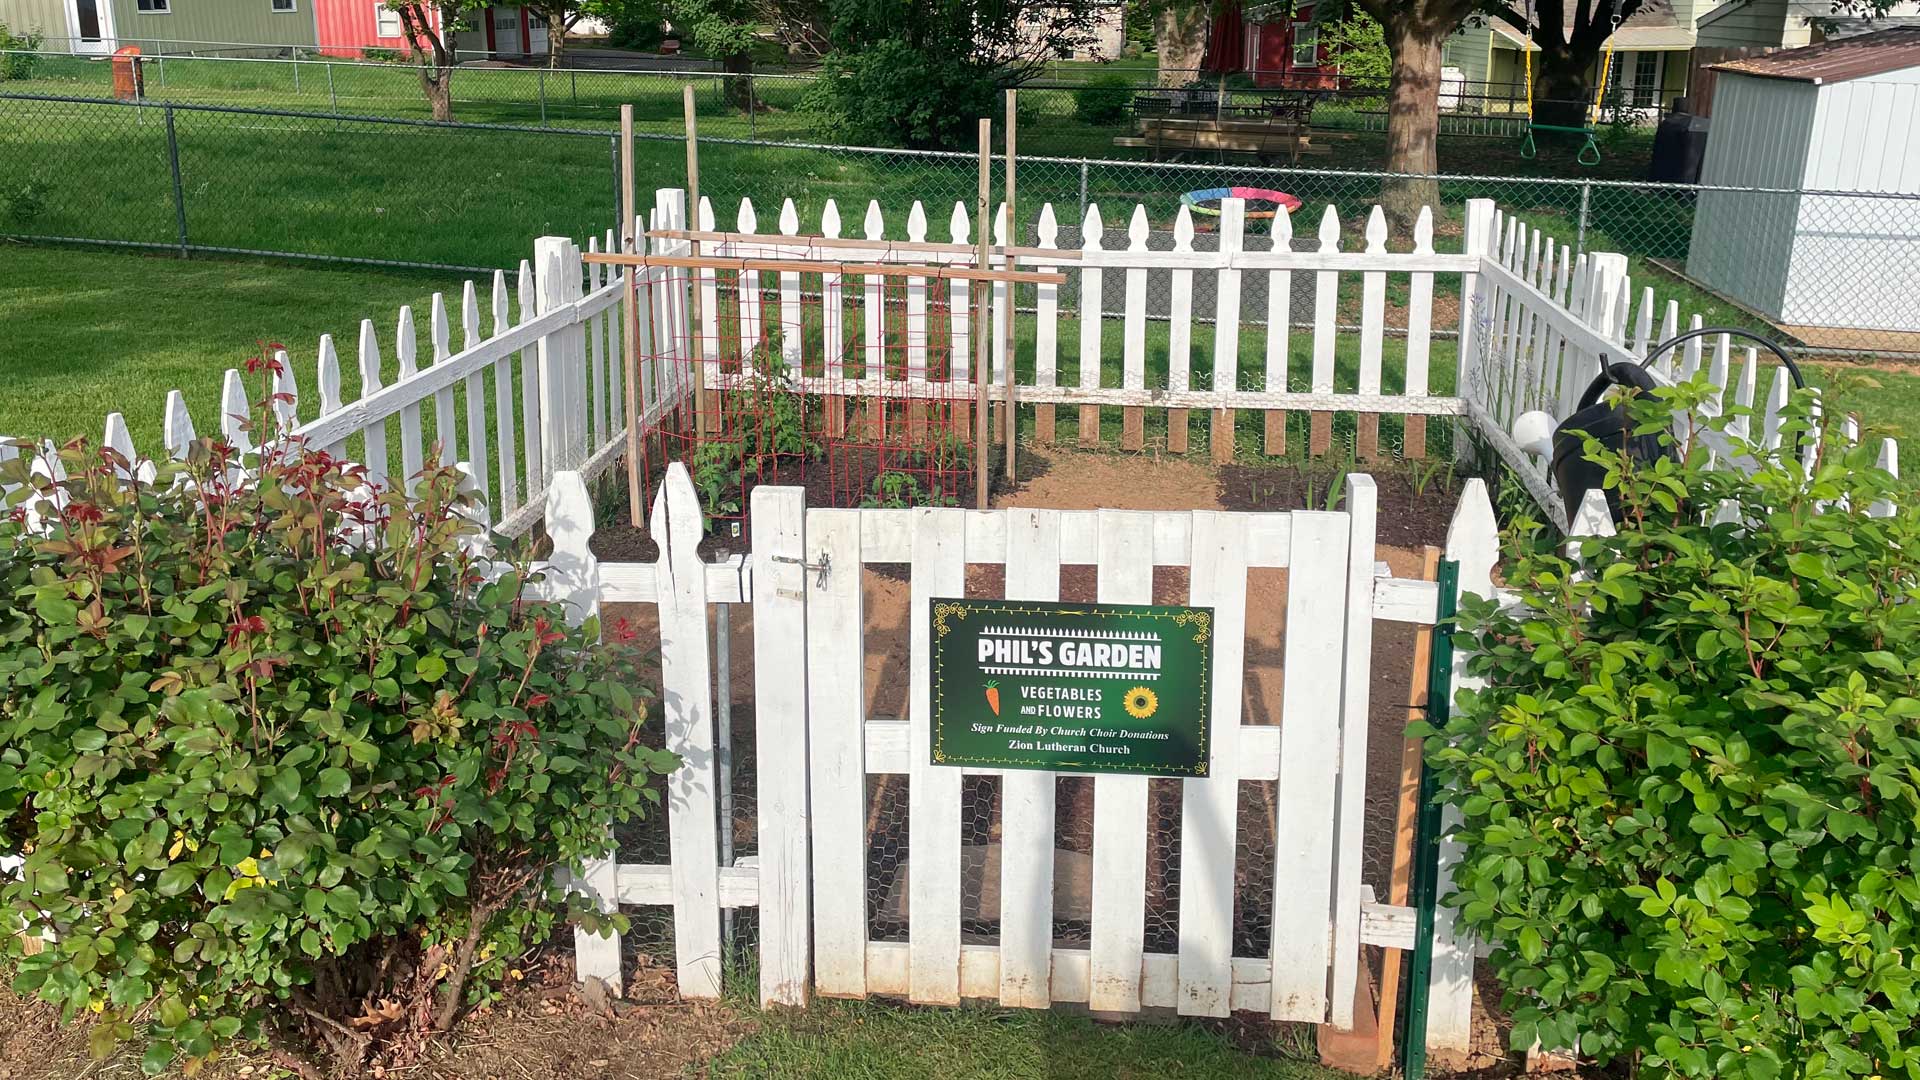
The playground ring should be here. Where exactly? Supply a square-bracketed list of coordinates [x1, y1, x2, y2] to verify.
[1179, 186, 1302, 219]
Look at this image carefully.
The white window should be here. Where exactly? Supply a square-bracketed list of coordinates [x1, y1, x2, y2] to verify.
[136, 0, 171, 12]
[1633, 51, 1661, 106]
[375, 4, 403, 36]
[271, 0, 296, 11]
[1291, 23, 1318, 68]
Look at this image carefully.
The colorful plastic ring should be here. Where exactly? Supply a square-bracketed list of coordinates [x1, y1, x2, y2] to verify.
[1179, 186, 1302, 219]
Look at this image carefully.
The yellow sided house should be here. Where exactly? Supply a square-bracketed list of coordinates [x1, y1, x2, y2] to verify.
[0, 0, 319, 55]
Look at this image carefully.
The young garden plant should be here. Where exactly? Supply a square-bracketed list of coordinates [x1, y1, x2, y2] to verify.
[1423, 378, 1920, 1078]
[0, 361, 676, 1077]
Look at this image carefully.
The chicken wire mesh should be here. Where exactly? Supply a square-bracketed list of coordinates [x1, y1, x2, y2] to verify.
[625, 239, 991, 544]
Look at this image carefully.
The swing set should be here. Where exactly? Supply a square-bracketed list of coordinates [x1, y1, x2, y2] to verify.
[1518, 0, 1628, 166]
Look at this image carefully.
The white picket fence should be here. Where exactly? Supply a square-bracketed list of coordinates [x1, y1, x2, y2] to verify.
[1460, 200, 1903, 523]
[664, 190, 1482, 457]
[37, 189, 1881, 1058]
[9, 206, 713, 537]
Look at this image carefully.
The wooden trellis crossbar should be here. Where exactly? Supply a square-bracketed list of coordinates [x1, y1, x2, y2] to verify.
[649, 227, 1085, 263]
[581, 250, 1067, 286]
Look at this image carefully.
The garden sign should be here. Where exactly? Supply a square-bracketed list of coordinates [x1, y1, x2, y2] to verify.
[929, 598, 1214, 777]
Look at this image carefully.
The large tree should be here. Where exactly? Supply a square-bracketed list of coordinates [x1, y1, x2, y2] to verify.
[1146, 0, 1212, 87]
[1484, 0, 1639, 129]
[387, 0, 483, 121]
[662, 0, 762, 110]
[1338, 0, 1480, 225]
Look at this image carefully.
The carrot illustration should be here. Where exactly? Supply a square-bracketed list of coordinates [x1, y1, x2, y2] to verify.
[984, 681, 1001, 716]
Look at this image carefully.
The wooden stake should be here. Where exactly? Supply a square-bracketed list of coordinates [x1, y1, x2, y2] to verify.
[1003, 89, 1017, 485]
[1310, 411, 1332, 456]
[619, 104, 644, 526]
[1374, 547, 1443, 1072]
[683, 84, 707, 443]
[974, 118, 992, 511]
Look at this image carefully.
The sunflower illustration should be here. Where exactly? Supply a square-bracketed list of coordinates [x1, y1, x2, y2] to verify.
[1122, 686, 1159, 720]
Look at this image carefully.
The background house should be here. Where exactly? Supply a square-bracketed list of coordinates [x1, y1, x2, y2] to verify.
[2, 0, 317, 55]
[1240, 2, 1338, 88]
[311, 1, 546, 58]
[1685, 29, 1920, 343]
[1443, 0, 1709, 110]
[1695, 0, 1920, 47]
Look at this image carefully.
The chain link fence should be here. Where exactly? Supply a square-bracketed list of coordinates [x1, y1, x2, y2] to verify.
[1, 47, 1589, 156]
[6, 90, 1919, 356]
[0, 93, 622, 271]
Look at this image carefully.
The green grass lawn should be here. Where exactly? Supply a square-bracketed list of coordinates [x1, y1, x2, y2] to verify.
[708, 997, 1348, 1080]
[1, 49, 1658, 179]
[0, 243, 464, 447]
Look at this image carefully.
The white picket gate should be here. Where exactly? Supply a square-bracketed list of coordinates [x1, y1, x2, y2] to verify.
[533, 461, 1502, 1050]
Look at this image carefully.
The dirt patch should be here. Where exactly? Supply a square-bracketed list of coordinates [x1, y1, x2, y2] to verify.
[1216, 463, 1462, 549]
[590, 444, 1014, 565]
[0, 955, 747, 1080]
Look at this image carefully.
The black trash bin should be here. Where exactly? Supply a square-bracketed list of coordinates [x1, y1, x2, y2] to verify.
[1650, 99, 1710, 184]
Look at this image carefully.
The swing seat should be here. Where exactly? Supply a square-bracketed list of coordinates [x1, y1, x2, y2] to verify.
[1520, 123, 1602, 166]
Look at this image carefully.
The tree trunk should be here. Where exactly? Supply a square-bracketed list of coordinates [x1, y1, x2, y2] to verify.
[1154, 3, 1209, 88]
[1532, 50, 1596, 129]
[421, 68, 452, 121]
[547, 24, 567, 71]
[1380, 20, 1442, 231]
[722, 50, 753, 112]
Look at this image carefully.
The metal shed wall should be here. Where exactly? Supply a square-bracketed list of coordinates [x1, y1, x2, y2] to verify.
[1783, 72, 1920, 329]
[1685, 71, 1817, 319]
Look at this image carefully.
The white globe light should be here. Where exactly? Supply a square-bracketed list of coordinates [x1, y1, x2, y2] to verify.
[1512, 411, 1558, 458]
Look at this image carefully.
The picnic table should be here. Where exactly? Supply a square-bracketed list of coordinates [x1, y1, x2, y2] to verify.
[1114, 116, 1330, 164]
[1119, 90, 1327, 163]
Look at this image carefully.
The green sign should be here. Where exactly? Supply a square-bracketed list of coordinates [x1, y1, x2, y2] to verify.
[930, 598, 1214, 777]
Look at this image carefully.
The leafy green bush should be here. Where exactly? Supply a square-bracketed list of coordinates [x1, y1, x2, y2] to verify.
[801, 38, 1003, 150]
[0, 21, 45, 81]
[1426, 382, 1920, 1077]
[1073, 72, 1133, 126]
[0, 369, 674, 1075]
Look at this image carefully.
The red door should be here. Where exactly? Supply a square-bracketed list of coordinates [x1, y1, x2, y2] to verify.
[1256, 23, 1289, 87]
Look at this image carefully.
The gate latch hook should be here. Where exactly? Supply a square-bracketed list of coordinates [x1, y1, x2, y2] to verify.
[770, 551, 831, 589]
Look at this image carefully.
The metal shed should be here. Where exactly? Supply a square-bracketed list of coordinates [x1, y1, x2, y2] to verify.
[1685, 29, 1920, 342]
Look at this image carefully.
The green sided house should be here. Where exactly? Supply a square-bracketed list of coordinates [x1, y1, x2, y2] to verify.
[1442, 0, 1708, 111]
[0, 0, 319, 55]
[1439, 0, 1920, 113]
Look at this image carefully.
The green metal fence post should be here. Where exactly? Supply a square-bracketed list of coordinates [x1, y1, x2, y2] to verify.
[1402, 558, 1460, 1080]
[163, 105, 189, 258]
[749, 74, 757, 142]
[539, 68, 547, 126]
[1077, 158, 1090, 222]
[292, 57, 300, 94]
[327, 62, 336, 113]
